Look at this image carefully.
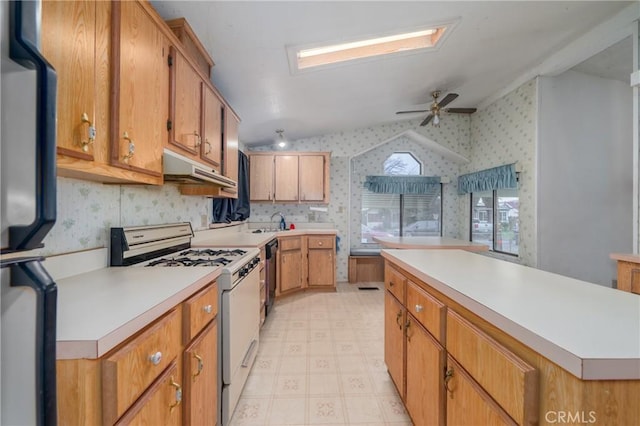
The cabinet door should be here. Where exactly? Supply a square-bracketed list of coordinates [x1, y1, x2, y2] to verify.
[184, 319, 218, 426]
[307, 248, 335, 287]
[274, 155, 299, 201]
[170, 47, 202, 156]
[201, 84, 222, 170]
[279, 249, 303, 293]
[405, 315, 445, 426]
[112, 0, 166, 177]
[42, 0, 96, 159]
[384, 291, 405, 399]
[445, 356, 517, 426]
[114, 362, 182, 426]
[249, 155, 274, 201]
[299, 155, 326, 202]
[223, 110, 240, 197]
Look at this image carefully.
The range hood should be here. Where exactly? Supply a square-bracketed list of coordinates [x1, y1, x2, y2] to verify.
[163, 149, 236, 188]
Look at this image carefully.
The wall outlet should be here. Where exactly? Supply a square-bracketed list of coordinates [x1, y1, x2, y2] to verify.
[201, 214, 208, 228]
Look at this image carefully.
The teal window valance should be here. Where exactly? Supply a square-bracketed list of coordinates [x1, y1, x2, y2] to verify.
[457, 163, 517, 195]
[364, 175, 441, 194]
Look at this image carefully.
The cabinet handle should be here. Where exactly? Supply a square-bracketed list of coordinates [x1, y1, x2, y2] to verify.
[396, 311, 402, 330]
[415, 304, 423, 313]
[80, 112, 95, 152]
[389, 281, 395, 287]
[192, 353, 204, 379]
[122, 132, 135, 163]
[203, 304, 213, 314]
[205, 139, 212, 154]
[148, 351, 162, 366]
[168, 376, 182, 410]
[194, 131, 201, 147]
[405, 317, 412, 341]
[444, 368, 454, 398]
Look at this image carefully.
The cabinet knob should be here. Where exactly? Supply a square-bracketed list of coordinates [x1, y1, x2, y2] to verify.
[415, 304, 423, 313]
[168, 376, 182, 410]
[389, 281, 395, 287]
[203, 304, 213, 314]
[318, 241, 323, 246]
[148, 351, 162, 365]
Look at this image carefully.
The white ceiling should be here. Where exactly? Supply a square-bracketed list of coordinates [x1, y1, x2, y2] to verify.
[150, 1, 634, 147]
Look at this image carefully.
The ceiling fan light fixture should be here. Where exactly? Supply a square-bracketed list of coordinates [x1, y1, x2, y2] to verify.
[432, 113, 440, 126]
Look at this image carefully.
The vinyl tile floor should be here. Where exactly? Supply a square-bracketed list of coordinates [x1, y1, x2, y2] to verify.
[229, 282, 412, 426]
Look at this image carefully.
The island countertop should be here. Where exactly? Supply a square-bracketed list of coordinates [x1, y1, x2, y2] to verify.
[374, 236, 489, 251]
[381, 249, 640, 380]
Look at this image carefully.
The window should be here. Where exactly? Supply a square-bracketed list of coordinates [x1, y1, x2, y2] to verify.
[470, 188, 519, 255]
[361, 153, 442, 243]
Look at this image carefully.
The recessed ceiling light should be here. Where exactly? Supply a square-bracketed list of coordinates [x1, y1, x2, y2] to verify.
[292, 25, 449, 71]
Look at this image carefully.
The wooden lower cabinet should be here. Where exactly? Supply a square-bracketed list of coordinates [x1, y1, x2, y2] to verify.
[307, 236, 336, 288]
[405, 314, 445, 426]
[115, 362, 183, 426]
[278, 246, 304, 294]
[445, 356, 516, 426]
[384, 291, 405, 398]
[57, 282, 219, 426]
[183, 319, 218, 426]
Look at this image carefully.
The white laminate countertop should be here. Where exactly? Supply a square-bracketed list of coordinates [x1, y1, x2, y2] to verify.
[374, 236, 489, 251]
[381, 249, 640, 380]
[56, 266, 221, 360]
[192, 229, 338, 248]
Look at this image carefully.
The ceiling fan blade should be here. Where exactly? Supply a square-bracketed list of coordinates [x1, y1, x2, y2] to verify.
[420, 114, 434, 126]
[444, 108, 477, 114]
[396, 110, 429, 114]
[438, 93, 459, 108]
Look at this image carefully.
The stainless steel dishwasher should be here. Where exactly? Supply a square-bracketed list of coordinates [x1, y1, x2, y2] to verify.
[265, 238, 278, 316]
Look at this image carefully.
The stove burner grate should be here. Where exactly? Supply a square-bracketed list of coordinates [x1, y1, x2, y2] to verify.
[146, 256, 234, 267]
[180, 248, 247, 257]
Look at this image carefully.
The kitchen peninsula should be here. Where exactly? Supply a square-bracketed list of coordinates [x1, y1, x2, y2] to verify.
[382, 249, 640, 425]
[374, 235, 489, 251]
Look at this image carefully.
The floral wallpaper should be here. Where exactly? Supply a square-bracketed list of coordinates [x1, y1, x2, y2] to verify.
[39, 177, 211, 256]
[465, 79, 537, 266]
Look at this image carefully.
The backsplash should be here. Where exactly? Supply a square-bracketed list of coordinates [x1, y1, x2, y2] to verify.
[39, 177, 211, 256]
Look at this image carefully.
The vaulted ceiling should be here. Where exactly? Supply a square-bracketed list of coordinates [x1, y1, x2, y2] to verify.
[151, 1, 635, 147]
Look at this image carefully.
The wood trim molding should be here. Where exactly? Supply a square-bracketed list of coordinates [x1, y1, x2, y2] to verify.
[57, 146, 94, 162]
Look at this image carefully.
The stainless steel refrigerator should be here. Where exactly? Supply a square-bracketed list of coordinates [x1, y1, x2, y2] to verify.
[1, 1, 58, 425]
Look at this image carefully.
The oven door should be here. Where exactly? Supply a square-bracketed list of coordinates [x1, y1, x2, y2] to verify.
[221, 265, 260, 421]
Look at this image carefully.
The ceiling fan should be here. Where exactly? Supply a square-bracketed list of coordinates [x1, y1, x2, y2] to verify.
[396, 91, 477, 126]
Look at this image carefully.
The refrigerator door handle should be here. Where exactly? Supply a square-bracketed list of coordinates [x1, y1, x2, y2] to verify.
[6, 0, 57, 252]
[2, 256, 58, 426]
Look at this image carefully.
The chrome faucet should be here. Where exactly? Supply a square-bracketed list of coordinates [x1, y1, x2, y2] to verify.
[270, 212, 284, 231]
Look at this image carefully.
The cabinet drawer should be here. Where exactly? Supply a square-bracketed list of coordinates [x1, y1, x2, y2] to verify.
[406, 280, 446, 343]
[385, 264, 406, 302]
[183, 282, 218, 342]
[446, 310, 538, 426]
[308, 235, 334, 249]
[279, 237, 301, 251]
[103, 308, 182, 425]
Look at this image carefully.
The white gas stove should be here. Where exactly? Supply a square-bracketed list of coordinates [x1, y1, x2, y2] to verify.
[110, 223, 260, 425]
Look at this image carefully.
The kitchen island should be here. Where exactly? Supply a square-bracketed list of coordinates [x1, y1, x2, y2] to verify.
[382, 248, 640, 425]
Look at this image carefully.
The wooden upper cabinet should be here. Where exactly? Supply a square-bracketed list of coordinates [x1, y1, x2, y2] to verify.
[111, 0, 166, 178]
[249, 154, 274, 201]
[201, 83, 223, 170]
[222, 109, 240, 198]
[42, 0, 97, 160]
[299, 154, 327, 202]
[169, 47, 202, 156]
[274, 155, 300, 201]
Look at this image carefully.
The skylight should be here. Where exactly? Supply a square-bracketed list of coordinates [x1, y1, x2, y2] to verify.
[292, 25, 448, 71]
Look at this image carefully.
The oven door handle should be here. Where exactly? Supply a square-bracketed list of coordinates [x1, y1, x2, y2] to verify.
[241, 339, 258, 368]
